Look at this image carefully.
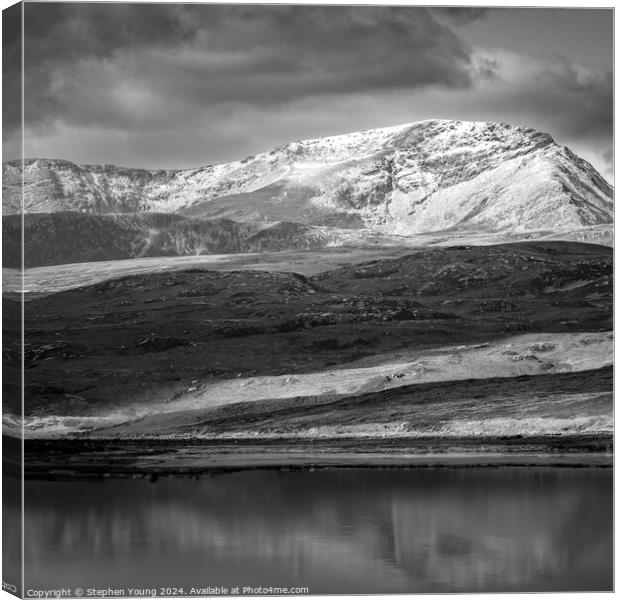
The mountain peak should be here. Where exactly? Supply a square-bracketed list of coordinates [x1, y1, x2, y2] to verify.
[272, 119, 556, 165]
[3, 119, 612, 240]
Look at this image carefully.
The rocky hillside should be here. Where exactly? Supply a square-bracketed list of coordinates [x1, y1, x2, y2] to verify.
[3, 120, 613, 235]
[313, 241, 612, 302]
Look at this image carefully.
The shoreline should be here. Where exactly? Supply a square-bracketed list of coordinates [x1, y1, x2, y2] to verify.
[6, 434, 613, 479]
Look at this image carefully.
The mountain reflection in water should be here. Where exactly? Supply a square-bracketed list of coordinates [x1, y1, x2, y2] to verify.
[20, 468, 611, 593]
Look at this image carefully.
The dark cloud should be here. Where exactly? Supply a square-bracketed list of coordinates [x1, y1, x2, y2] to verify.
[510, 56, 613, 178]
[22, 3, 195, 129]
[549, 66, 612, 144]
[2, 2, 21, 137]
[432, 7, 489, 24]
[490, 51, 612, 151]
[23, 3, 193, 60]
[21, 4, 480, 132]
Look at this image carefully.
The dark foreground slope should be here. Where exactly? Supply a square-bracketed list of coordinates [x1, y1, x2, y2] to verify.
[3, 212, 347, 267]
[4, 211, 614, 268]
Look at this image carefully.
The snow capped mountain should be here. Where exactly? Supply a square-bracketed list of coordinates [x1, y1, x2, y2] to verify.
[3, 119, 613, 237]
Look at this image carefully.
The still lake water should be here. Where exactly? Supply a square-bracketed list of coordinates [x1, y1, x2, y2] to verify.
[18, 468, 612, 594]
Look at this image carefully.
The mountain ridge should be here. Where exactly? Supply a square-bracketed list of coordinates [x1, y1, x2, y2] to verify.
[3, 119, 613, 232]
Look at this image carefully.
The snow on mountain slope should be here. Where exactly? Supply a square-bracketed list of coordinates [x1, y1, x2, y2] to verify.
[3, 120, 613, 236]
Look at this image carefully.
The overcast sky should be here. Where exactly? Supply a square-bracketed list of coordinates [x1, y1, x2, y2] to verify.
[3, 3, 614, 181]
